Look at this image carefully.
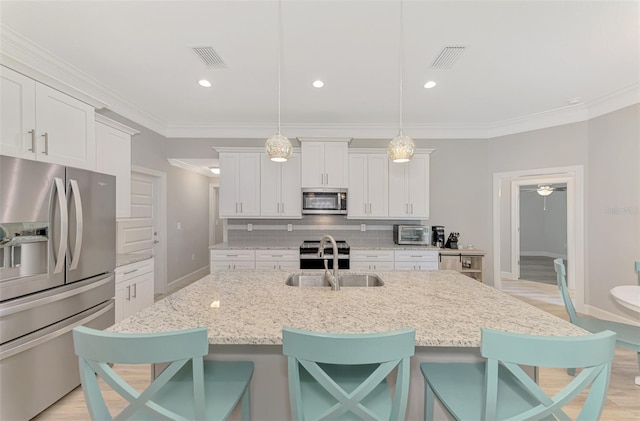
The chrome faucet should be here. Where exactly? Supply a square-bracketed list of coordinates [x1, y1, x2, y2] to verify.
[318, 234, 340, 291]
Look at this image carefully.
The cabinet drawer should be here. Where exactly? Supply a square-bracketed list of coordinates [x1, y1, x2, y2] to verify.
[211, 261, 256, 271]
[394, 250, 438, 262]
[394, 261, 438, 271]
[116, 258, 154, 284]
[255, 260, 300, 270]
[350, 250, 395, 262]
[255, 249, 299, 261]
[210, 250, 255, 261]
[350, 261, 395, 271]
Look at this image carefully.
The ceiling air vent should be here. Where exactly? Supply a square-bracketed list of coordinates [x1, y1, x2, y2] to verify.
[191, 46, 227, 69]
[431, 46, 466, 69]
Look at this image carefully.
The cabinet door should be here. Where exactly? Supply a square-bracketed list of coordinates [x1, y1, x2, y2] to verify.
[408, 154, 429, 218]
[35, 83, 96, 170]
[366, 154, 389, 217]
[0, 67, 36, 158]
[219, 154, 239, 217]
[260, 154, 281, 217]
[279, 153, 301, 217]
[96, 122, 131, 218]
[439, 255, 461, 271]
[347, 154, 368, 218]
[301, 142, 324, 187]
[388, 163, 409, 217]
[130, 271, 154, 315]
[323, 142, 348, 188]
[115, 281, 127, 323]
[237, 154, 261, 216]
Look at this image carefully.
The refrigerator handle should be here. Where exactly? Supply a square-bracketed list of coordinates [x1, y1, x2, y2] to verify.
[68, 179, 83, 271]
[52, 177, 68, 275]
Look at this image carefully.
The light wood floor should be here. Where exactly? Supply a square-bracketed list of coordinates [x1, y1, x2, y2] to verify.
[34, 279, 639, 421]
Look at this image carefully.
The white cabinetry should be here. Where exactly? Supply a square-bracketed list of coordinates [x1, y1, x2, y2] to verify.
[394, 250, 438, 271]
[115, 258, 155, 323]
[95, 115, 138, 219]
[299, 138, 350, 188]
[350, 250, 395, 271]
[388, 152, 431, 219]
[210, 249, 256, 272]
[219, 153, 261, 218]
[0, 66, 96, 170]
[348, 153, 388, 218]
[260, 152, 302, 218]
[255, 250, 300, 270]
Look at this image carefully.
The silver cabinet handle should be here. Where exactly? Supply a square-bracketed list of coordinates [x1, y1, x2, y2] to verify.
[132, 283, 137, 298]
[52, 177, 68, 275]
[41, 132, 49, 155]
[28, 129, 36, 152]
[240, 202, 243, 213]
[281, 202, 284, 213]
[126, 285, 131, 301]
[320, 173, 323, 184]
[411, 203, 414, 214]
[123, 269, 138, 275]
[68, 179, 83, 271]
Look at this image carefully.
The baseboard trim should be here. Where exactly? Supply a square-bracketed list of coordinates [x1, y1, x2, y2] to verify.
[520, 251, 567, 259]
[166, 266, 209, 294]
[585, 304, 640, 327]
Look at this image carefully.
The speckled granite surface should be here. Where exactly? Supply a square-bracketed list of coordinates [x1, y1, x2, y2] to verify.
[116, 253, 153, 267]
[209, 240, 472, 252]
[210, 242, 299, 250]
[110, 269, 585, 347]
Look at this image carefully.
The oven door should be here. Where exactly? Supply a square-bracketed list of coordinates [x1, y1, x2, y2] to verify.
[299, 255, 350, 270]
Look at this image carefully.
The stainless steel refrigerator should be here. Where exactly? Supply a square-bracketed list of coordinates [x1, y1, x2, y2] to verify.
[0, 155, 116, 420]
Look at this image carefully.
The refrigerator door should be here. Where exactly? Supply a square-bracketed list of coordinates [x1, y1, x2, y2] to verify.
[65, 167, 116, 284]
[0, 156, 66, 301]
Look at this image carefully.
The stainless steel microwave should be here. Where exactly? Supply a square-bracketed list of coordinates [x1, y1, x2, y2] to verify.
[302, 189, 347, 215]
[393, 225, 431, 245]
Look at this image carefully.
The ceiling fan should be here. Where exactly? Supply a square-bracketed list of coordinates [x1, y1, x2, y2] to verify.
[520, 184, 567, 210]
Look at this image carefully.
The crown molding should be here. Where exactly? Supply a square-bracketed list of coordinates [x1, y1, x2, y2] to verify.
[95, 114, 140, 136]
[167, 159, 216, 178]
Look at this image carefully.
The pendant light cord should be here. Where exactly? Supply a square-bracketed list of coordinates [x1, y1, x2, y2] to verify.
[399, 0, 404, 135]
[277, 0, 282, 135]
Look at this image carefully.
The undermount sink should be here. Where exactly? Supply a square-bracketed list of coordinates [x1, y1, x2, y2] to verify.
[285, 274, 384, 288]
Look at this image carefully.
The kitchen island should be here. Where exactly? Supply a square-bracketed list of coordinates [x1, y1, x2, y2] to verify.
[110, 269, 585, 420]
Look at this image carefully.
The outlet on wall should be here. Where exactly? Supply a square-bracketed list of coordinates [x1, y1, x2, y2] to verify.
[361, 224, 366, 232]
[177, 222, 181, 230]
[287, 224, 293, 232]
[191, 253, 195, 261]
[247, 223, 253, 232]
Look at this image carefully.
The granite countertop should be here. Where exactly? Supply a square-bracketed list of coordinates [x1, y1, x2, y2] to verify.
[210, 241, 482, 253]
[116, 253, 154, 268]
[210, 242, 299, 250]
[110, 269, 585, 347]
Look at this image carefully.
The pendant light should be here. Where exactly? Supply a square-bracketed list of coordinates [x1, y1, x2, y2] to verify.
[387, 0, 415, 163]
[265, 0, 292, 162]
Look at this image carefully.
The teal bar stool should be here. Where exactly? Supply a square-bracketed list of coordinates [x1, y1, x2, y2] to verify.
[635, 261, 640, 285]
[421, 328, 616, 421]
[72, 326, 253, 420]
[554, 258, 640, 375]
[282, 327, 415, 421]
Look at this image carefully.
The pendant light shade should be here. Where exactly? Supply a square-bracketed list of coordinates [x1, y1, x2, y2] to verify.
[265, 0, 292, 162]
[388, 131, 415, 163]
[265, 133, 292, 162]
[388, 0, 415, 162]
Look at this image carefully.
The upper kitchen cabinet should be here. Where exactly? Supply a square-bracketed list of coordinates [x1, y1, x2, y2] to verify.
[348, 152, 388, 218]
[299, 137, 351, 188]
[0, 66, 96, 170]
[261, 152, 302, 218]
[388, 151, 434, 219]
[218, 152, 261, 218]
[95, 115, 139, 219]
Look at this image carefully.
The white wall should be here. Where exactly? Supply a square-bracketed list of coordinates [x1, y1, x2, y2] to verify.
[520, 189, 567, 258]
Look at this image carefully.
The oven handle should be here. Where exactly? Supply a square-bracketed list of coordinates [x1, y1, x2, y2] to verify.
[299, 255, 350, 260]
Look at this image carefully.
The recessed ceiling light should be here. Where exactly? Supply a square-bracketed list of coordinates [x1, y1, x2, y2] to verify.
[312, 80, 324, 88]
[198, 79, 212, 88]
[424, 81, 437, 89]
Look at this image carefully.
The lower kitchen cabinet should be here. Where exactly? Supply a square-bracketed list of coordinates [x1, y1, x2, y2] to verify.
[439, 250, 485, 282]
[255, 250, 299, 270]
[210, 249, 256, 272]
[350, 250, 395, 270]
[115, 258, 155, 323]
[394, 250, 438, 271]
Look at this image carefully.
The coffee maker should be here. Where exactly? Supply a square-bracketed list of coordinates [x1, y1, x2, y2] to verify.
[431, 226, 445, 248]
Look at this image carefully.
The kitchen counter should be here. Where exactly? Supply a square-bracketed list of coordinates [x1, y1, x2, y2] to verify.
[116, 253, 153, 267]
[209, 242, 299, 250]
[110, 269, 583, 347]
[109, 269, 584, 420]
[209, 240, 479, 252]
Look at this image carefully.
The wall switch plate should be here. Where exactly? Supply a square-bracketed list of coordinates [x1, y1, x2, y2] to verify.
[191, 253, 196, 261]
[287, 224, 293, 232]
[177, 222, 181, 230]
[247, 223, 253, 231]
[361, 224, 366, 232]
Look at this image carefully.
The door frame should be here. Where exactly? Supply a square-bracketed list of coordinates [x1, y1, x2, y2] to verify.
[493, 165, 585, 312]
[131, 165, 167, 294]
[511, 176, 571, 284]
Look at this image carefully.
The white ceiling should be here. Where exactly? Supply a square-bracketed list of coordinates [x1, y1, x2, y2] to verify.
[1, 1, 638, 140]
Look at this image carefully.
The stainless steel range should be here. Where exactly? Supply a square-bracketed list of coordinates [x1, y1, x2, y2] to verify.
[299, 240, 350, 270]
